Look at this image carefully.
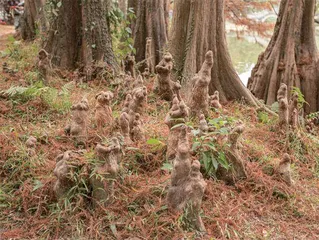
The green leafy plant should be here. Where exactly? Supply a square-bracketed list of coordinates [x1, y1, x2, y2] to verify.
[147, 138, 165, 151]
[2, 81, 49, 102]
[108, 3, 136, 61]
[2, 82, 72, 113]
[161, 163, 173, 171]
[306, 111, 319, 123]
[257, 111, 270, 124]
[41, 85, 72, 113]
[189, 116, 235, 178]
[271, 101, 279, 113]
[291, 87, 308, 108]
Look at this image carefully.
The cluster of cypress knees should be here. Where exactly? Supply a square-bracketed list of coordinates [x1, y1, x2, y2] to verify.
[24, 41, 297, 232]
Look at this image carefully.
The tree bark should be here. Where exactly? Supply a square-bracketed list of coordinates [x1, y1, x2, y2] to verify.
[169, 0, 256, 105]
[128, 0, 169, 71]
[44, 0, 116, 71]
[21, 0, 47, 41]
[118, 0, 127, 16]
[248, 0, 318, 114]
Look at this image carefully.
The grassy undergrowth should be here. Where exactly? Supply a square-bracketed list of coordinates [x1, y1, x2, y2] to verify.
[0, 36, 319, 240]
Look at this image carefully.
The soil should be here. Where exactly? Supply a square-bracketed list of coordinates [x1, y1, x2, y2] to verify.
[0, 25, 15, 37]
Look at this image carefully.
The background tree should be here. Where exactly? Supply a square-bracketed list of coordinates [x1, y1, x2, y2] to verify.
[128, 0, 169, 71]
[44, 0, 116, 73]
[248, 0, 318, 114]
[169, 0, 257, 105]
[225, 0, 277, 38]
[118, 0, 127, 17]
[21, 0, 47, 41]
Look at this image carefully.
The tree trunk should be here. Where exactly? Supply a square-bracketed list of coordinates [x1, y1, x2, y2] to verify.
[44, 0, 116, 71]
[248, 0, 318, 114]
[128, 0, 169, 72]
[118, 0, 127, 16]
[169, 0, 257, 105]
[21, 0, 47, 41]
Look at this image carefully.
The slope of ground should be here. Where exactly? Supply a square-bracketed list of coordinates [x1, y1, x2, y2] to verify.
[0, 31, 319, 240]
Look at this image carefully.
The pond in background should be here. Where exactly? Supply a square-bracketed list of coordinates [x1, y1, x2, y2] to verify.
[227, 34, 266, 86]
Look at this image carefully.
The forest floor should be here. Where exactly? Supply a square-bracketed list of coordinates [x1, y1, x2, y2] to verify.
[0, 25, 15, 37]
[0, 32, 319, 240]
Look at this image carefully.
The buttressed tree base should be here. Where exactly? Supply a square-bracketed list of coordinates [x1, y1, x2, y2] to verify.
[248, 0, 318, 114]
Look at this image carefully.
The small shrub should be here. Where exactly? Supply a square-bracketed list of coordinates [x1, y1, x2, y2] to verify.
[188, 116, 236, 178]
[291, 87, 308, 108]
[257, 111, 270, 124]
[2, 82, 72, 114]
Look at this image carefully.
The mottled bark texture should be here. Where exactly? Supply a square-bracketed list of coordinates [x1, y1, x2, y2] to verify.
[199, 114, 208, 136]
[249, 0, 318, 114]
[21, 0, 48, 41]
[128, 0, 169, 71]
[38, 49, 49, 84]
[119, 77, 147, 144]
[130, 113, 145, 142]
[26, 136, 37, 156]
[53, 150, 86, 200]
[129, 86, 148, 114]
[165, 95, 189, 160]
[288, 92, 300, 130]
[91, 138, 121, 206]
[118, 0, 127, 16]
[44, 0, 116, 71]
[167, 126, 207, 232]
[95, 91, 114, 131]
[188, 51, 213, 118]
[277, 83, 289, 129]
[124, 55, 136, 78]
[169, 0, 256, 105]
[64, 98, 89, 144]
[154, 52, 176, 101]
[217, 123, 247, 184]
[145, 38, 154, 73]
[276, 153, 294, 186]
[209, 91, 222, 109]
[120, 111, 131, 143]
